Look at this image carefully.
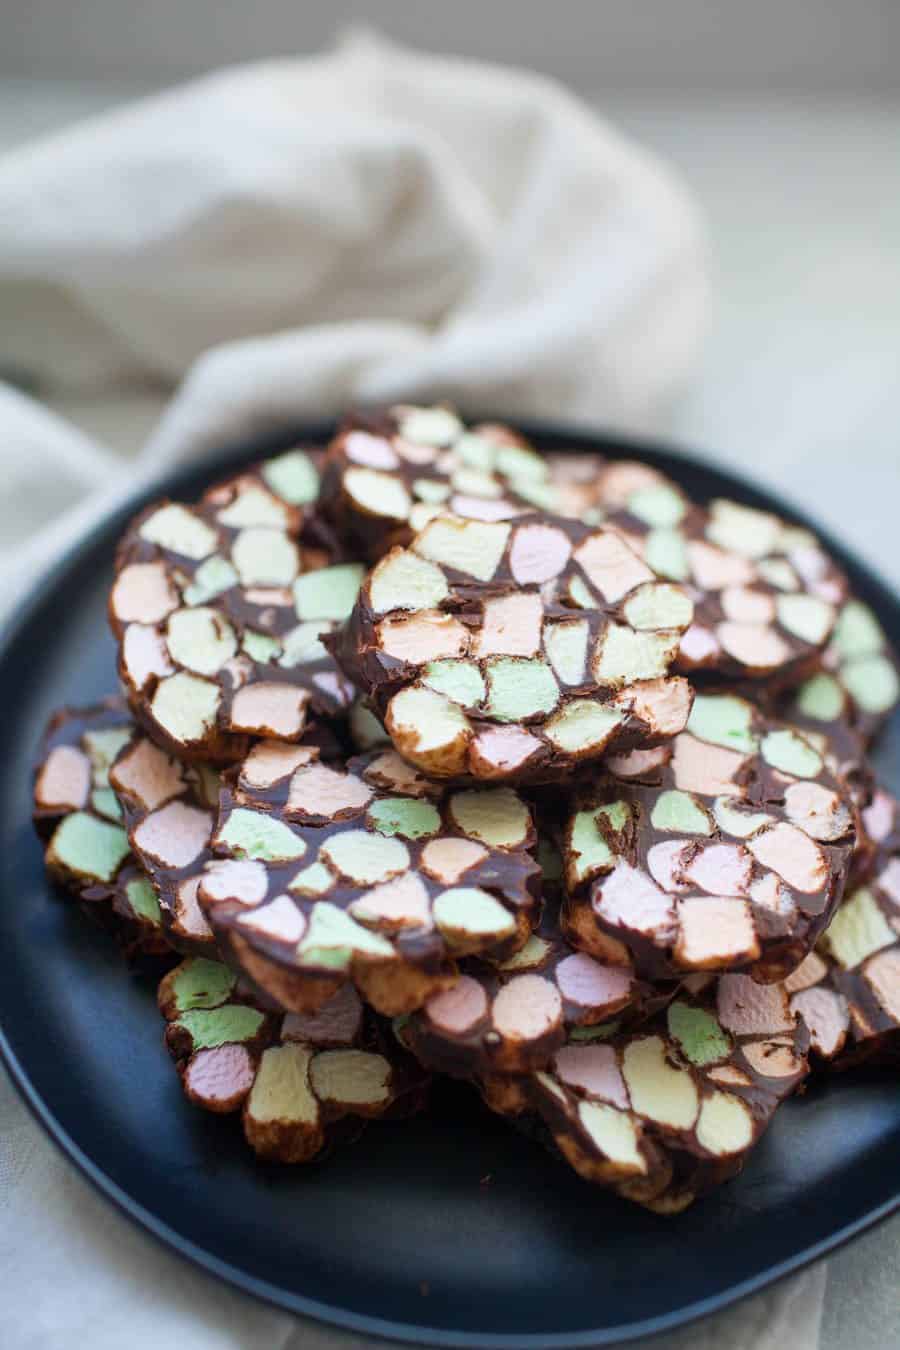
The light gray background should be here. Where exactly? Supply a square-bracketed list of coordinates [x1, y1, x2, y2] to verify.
[2, 0, 899, 92]
[0, 7, 898, 1348]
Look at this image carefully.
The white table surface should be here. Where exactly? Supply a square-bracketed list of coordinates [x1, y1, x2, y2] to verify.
[0, 80, 897, 1350]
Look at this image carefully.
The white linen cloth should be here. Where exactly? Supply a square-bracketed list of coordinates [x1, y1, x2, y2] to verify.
[0, 28, 708, 578]
[0, 30, 826, 1350]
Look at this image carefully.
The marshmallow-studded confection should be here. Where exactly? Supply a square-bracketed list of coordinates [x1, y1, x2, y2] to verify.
[786, 786, 900, 1067]
[561, 692, 856, 982]
[495, 971, 809, 1214]
[110, 448, 361, 764]
[195, 742, 542, 1017]
[332, 511, 695, 782]
[33, 701, 169, 957]
[159, 957, 427, 1162]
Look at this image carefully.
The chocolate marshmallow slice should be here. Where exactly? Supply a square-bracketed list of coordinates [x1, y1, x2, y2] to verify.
[789, 787, 900, 1068]
[508, 969, 808, 1213]
[332, 512, 694, 783]
[196, 744, 542, 1017]
[778, 598, 900, 790]
[561, 692, 856, 982]
[33, 701, 169, 957]
[405, 892, 645, 1078]
[588, 483, 848, 686]
[158, 957, 428, 1158]
[110, 448, 359, 764]
[319, 407, 574, 561]
[110, 728, 222, 956]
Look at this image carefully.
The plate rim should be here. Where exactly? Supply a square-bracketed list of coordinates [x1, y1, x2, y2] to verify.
[2, 415, 898, 1349]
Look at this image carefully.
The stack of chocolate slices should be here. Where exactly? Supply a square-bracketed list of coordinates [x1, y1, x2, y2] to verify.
[33, 406, 900, 1211]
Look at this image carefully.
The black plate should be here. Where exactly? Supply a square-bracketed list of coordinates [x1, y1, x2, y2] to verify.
[1, 421, 898, 1348]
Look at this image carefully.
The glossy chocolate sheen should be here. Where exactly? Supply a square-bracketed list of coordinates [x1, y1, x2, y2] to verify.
[787, 786, 900, 1068]
[32, 701, 171, 958]
[322, 406, 847, 689]
[405, 898, 662, 1080]
[110, 449, 356, 764]
[332, 511, 694, 783]
[159, 957, 428, 1162]
[562, 694, 857, 982]
[494, 971, 810, 1214]
[197, 743, 543, 1017]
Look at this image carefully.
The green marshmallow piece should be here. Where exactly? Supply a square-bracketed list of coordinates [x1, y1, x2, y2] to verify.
[183, 555, 239, 607]
[433, 888, 516, 944]
[667, 1002, 732, 1066]
[176, 1004, 266, 1050]
[139, 504, 217, 560]
[832, 600, 884, 660]
[399, 407, 461, 447]
[151, 672, 220, 745]
[293, 564, 364, 621]
[498, 934, 552, 971]
[713, 797, 773, 839]
[171, 958, 237, 1012]
[760, 728, 822, 778]
[413, 478, 452, 504]
[83, 726, 133, 786]
[231, 528, 298, 587]
[242, 629, 282, 663]
[644, 527, 689, 582]
[776, 593, 835, 646]
[296, 902, 393, 965]
[50, 812, 131, 883]
[422, 659, 485, 707]
[624, 583, 693, 631]
[368, 797, 441, 839]
[217, 487, 290, 531]
[91, 788, 122, 822]
[566, 575, 596, 610]
[496, 442, 549, 483]
[544, 620, 589, 686]
[278, 621, 329, 667]
[570, 810, 613, 884]
[594, 626, 674, 684]
[600, 800, 631, 832]
[545, 700, 623, 752]
[167, 606, 237, 676]
[794, 672, 844, 722]
[651, 789, 713, 835]
[262, 449, 320, 505]
[454, 433, 496, 472]
[627, 485, 686, 529]
[218, 808, 307, 861]
[289, 860, 335, 895]
[299, 946, 354, 971]
[125, 876, 162, 925]
[841, 655, 900, 715]
[569, 1020, 621, 1043]
[821, 887, 894, 970]
[484, 658, 559, 722]
[688, 694, 757, 753]
[513, 478, 562, 512]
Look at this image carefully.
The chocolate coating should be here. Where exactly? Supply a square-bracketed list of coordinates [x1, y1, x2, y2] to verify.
[196, 743, 543, 1016]
[110, 448, 358, 764]
[562, 693, 856, 982]
[501, 971, 809, 1213]
[33, 701, 170, 958]
[787, 786, 900, 1068]
[331, 510, 695, 783]
[159, 957, 428, 1161]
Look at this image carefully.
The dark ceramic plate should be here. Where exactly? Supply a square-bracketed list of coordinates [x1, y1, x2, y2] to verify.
[1, 421, 897, 1348]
